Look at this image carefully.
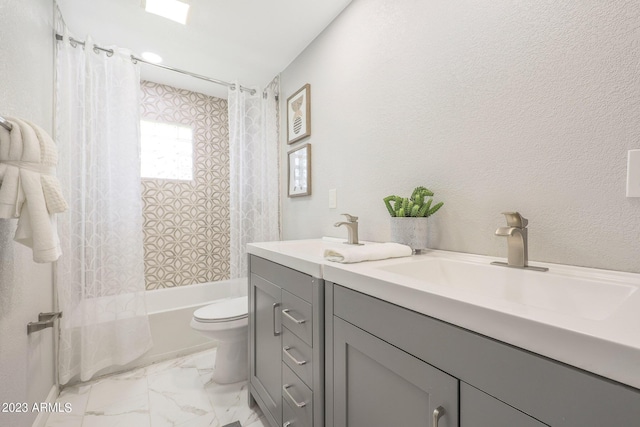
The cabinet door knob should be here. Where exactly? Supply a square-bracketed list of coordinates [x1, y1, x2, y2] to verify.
[282, 308, 306, 324]
[272, 303, 281, 336]
[433, 406, 446, 427]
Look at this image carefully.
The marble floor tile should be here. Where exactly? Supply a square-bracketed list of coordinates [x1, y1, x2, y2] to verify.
[148, 366, 215, 427]
[174, 411, 219, 427]
[205, 381, 261, 427]
[56, 383, 92, 418]
[85, 392, 149, 416]
[82, 411, 151, 427]
[44, 348, 263, 427]
[245, 416, 269, 427]
[85, 370, 148, 412]
[178, 349, 217, 372]
[44, 413, 83, 427]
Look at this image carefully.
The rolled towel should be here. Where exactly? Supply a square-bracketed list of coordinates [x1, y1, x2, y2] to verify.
[324, 242, 412, 264]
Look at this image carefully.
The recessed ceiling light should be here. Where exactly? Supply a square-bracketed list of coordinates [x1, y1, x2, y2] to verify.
[141, 52, 163, 63]
[144, 0, 190, 25]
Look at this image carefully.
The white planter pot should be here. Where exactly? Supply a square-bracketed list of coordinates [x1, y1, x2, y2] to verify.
[390, 217, 429, 251]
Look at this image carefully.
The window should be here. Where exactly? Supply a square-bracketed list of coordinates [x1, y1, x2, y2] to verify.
[140, 120, 193, 180]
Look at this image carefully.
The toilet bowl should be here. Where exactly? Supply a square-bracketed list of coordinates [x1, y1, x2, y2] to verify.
[190, 295, 248, 384]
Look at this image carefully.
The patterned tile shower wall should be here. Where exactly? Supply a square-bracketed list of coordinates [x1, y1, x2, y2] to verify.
[140, 81, 230, 290]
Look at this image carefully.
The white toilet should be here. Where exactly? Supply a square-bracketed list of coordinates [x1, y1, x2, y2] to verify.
[190, 295, 248, 384]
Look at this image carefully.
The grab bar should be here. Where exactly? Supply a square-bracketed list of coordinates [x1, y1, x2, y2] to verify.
[27, 311, 62, 335]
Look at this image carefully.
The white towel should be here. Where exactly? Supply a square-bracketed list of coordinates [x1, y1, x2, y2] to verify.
[0, 117, 67, 262]
[324, 242, 413, 264]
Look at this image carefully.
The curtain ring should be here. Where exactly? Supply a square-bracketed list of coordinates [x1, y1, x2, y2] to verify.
[107, 49, 114, 58]
[69, 39, 78, 48]
[131, 55, 138, 64]
[230, 83, 237, 91]
[93, 45, 100, 55]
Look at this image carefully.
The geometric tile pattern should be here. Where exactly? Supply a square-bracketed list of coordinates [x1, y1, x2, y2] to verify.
[140, 81, 230, 290]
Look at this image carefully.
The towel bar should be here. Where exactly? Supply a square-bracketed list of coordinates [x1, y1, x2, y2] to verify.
[27, 311, 62, 335]
[0, 116, 12, 131]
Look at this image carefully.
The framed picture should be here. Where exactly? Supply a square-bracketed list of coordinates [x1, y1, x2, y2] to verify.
[287, 84, 311, 144]
[288, 144, 311, 197]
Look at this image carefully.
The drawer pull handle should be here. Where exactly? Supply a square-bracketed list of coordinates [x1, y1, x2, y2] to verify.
[433, 406, 445, 427]
[283, 346, 307, 365]
[283, 384, 306, 408]
[273, 303, 281, 336]
[282, 308, 306, 324]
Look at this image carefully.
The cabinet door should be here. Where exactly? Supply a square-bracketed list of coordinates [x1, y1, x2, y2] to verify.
[461, 383, 548, 427]
[250, 273, 282, 426]
[333, 317, 458, 427]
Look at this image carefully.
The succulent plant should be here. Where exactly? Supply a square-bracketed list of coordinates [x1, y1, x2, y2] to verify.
[384, 186, 443, 218]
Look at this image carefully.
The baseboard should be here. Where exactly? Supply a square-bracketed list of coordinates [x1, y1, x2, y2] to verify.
[31, 384, 59, 427]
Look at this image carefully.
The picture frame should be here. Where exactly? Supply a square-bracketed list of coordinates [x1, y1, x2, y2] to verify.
[287, 84, 311, 144]
[288, 144, 311, 197]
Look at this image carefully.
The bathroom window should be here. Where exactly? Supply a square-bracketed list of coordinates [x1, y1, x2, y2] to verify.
[140, 120, 193, 180]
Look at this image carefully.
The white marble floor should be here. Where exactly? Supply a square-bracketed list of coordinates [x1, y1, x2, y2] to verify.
[45, 349, 267, 427]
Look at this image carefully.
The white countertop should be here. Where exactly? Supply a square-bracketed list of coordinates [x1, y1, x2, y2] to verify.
[247, 238, 343, 277]
[247, 239, 640, 390]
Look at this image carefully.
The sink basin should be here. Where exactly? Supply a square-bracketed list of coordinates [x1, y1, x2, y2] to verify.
[375, 258, 637, 321]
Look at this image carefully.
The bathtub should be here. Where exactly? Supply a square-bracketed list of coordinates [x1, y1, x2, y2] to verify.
[95, 278, 248, 377]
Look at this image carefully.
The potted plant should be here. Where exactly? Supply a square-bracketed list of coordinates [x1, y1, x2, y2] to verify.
[383, 186, 443, 251]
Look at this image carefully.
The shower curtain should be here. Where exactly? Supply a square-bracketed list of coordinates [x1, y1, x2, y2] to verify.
[55, 33, 152, 384]
[228, 77, 280, 279]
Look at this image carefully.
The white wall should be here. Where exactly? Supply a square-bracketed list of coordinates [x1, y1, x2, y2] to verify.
[0, 1, 56, 426]
[280, 0, 640, 273]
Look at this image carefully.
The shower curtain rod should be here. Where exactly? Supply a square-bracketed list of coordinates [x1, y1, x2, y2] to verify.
[54, 34, 256, 95]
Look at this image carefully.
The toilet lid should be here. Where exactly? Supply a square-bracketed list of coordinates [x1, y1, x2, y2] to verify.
[193, 296, 248, 323]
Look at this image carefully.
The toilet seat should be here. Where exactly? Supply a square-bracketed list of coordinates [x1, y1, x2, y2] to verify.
[193, 296, 248, 323]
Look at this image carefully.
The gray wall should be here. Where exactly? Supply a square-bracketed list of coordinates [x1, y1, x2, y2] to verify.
[0, 1, 56, 426]
[280, 0, 640, 273]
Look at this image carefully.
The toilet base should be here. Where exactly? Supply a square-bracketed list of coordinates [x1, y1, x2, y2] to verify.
[212, 337, 248, 384]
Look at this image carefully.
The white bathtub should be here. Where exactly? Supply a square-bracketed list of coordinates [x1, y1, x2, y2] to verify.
[95, 278, 248, 377]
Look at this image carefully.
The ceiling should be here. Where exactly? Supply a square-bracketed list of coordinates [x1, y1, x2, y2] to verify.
[56, 0, 352, 99]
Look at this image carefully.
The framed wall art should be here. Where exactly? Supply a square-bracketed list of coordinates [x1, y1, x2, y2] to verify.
[287, 84, 311, 144]
[288, 144, 311, 197]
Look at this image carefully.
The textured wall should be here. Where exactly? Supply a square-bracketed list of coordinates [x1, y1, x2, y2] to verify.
[140, 81, 230, 289]
[0, 1, 55, 426]
[280, 0, 640, 273]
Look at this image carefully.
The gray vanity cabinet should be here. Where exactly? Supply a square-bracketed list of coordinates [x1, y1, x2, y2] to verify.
[249, 255, 324, 427]
[333, 316, 458, 427]
[326, 283, 640, 427]
[249, 271, 283, 427]
[460, 383, 546, 427]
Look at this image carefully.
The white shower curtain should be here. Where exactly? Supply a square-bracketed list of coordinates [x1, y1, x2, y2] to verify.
[228, 78, 280, 279]
[55, 33, 152, 384]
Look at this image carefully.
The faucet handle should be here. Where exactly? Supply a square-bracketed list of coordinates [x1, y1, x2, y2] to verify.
[340, 213, 358, 222]
[501, 212, 528, 228]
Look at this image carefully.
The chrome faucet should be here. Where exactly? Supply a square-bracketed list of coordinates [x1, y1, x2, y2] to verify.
[491, 212, 548, 272]
[334, 213, 363, 245]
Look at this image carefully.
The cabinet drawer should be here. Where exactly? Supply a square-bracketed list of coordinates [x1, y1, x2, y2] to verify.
[283, 399, 308, 427]
[282, 327, 313, 388]
[283, 364, 313, 427]
[250, 255, 313, 302]
[282, 290, 313, 346]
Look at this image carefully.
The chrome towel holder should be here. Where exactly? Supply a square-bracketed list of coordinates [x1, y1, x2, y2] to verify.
[0, 116, 13, 131]
[27, 312, 62, 335]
